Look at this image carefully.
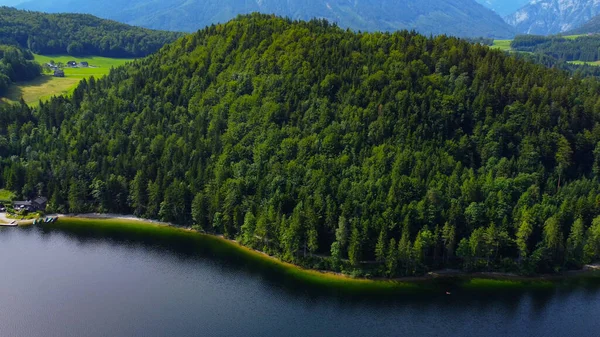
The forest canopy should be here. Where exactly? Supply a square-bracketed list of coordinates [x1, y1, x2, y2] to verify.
[0, 7, 183, 57]
[0, 44, 41, 95]
[511, 34, 600, 62]
[1, 14, 600, 277]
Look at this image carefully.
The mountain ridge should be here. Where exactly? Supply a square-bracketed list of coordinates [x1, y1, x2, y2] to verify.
[475, 0, 529, 16]
[565, 13, 600, 34]
[16, 0, 516, 38]
[506, 0, 600, 35]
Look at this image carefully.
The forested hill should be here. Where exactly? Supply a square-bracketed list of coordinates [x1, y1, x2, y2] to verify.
[2, 14, 600, 277]
[510, 35, 600, 62]
[0, 7, 183, 57]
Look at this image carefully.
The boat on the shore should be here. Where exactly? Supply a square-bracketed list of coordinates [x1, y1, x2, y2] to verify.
[41, 217, 58, 224]
[0, 221, 18, 227]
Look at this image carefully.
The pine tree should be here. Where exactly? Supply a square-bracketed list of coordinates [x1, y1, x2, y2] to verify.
[385, 238, 398, 277]
[567, 218, 585, 265]
[375, 228, 387, 263]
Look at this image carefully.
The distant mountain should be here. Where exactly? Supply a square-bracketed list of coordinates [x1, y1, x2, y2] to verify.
[475, 0, 528, 16]
[566, 14, 600, 34]
[506, 0, 600, 35]
[17, 0, 516, 38]
[0, 7, 182, 57]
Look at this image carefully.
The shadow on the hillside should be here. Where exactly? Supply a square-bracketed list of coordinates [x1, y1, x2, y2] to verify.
[1, 74, 65, 105]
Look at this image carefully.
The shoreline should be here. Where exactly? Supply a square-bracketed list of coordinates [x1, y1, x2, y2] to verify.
[22, 213, 600, 285]
[0, 212, 34, 226]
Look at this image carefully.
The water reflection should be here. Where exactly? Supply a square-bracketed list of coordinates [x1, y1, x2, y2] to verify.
[32, 223, 600, 309]
[2, 225, 600, 337]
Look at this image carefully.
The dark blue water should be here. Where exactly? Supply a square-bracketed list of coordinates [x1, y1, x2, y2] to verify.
[1, 226, 599, 337]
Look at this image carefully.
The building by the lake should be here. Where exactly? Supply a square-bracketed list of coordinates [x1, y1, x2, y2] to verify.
[13, 197, 48, 212]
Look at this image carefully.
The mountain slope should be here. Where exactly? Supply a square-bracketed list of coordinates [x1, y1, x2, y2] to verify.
[0, 7, 183, 57]
[566, 13, 600, 34]
[17, 0, 516, 38]
[506, 0, 600, 35]
[475, 0, 528, 16]
[2, 14, 600, 276]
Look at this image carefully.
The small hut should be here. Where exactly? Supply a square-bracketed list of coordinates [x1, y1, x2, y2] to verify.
[54, 69, 65, 77]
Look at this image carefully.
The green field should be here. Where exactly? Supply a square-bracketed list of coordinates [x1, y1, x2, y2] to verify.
[563, 34, 586, 40]
[1, 54, 133, 105]
[568, 60, 600, 66]
[491, 35, 586, 52]
[491, 39, 512, 51]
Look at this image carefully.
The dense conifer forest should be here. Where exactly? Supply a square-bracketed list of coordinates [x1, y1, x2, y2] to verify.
[0, 7, 183, 57]
[470, 37, 600, 78]
[1, 14, 600, 277]
[513, 52, 600, 78]
[511, 35, 600, 63]
[0, 44, 40, 95]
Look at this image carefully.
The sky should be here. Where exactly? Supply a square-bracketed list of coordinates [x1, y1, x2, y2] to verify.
[0, 0, 25, 6]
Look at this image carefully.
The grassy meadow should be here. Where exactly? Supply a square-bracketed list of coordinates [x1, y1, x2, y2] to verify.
[491, 35, 585, 53]
[491, 39, 512, 51]
[562, 34, 586, 40]
[1, 54, 133, 106]
[568, 60, 600, 66]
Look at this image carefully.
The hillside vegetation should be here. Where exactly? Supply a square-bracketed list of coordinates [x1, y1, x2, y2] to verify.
[0, 7, 183, 57]
[0, 44, 40, 96]
[1, 15, 600, 277]
[511, 35, 600, 63]
[486, 36, 600, 78]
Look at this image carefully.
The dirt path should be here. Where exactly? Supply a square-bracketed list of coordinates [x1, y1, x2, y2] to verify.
[0, 212, 33, 226]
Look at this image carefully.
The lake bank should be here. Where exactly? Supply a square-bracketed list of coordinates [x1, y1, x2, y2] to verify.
[4, 222, 600, 337]
[27, 214, 600, 293]
[0, 212, 35, 226]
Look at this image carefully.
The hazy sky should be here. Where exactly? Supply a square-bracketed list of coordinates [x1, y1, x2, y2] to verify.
[0, 0, 25, 6]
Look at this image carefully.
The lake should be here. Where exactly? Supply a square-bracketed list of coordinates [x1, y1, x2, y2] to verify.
[1, 221, 600, 337]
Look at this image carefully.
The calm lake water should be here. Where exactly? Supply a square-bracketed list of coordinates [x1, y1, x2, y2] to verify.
[1, 224, 600, 337]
